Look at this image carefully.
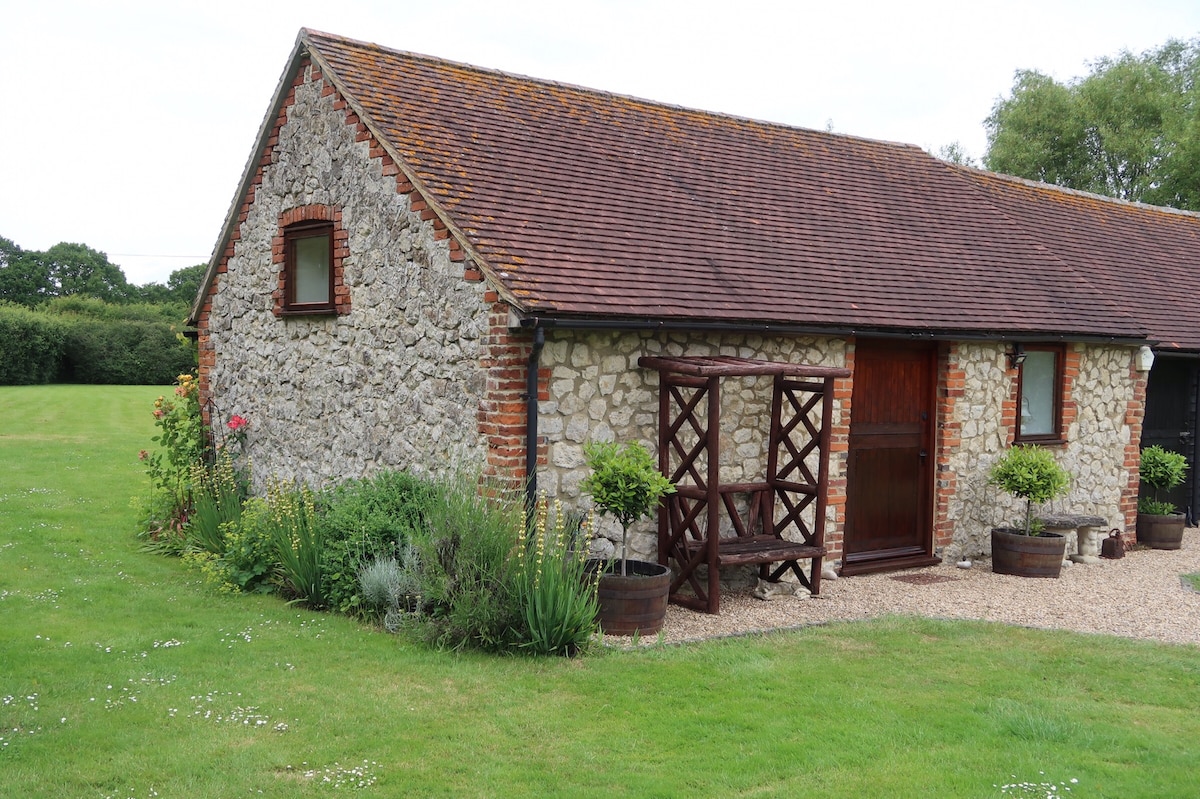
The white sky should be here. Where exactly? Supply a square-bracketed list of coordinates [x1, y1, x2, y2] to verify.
[3, 0, 1198, 286]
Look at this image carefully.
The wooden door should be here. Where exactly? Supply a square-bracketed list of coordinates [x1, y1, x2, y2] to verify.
[1143, 357, 1199, 524]
[841, 340, 939, 574]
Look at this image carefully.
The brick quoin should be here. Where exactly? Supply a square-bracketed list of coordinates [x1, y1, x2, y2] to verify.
[823, 342, 854, 560]
[1119, 359, 1149, 543]
[478, 301, 543, 489]
[931, 343, 963, 554]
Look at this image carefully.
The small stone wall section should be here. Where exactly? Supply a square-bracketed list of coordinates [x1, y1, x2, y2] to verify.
[536, 330, 850, 563]
[940, 342, 1141, 561]
[196, 61, 492, 489]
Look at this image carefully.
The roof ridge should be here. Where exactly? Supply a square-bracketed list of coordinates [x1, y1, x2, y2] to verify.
[948, 162, 1200, 222]
[299, 27, 926, 155]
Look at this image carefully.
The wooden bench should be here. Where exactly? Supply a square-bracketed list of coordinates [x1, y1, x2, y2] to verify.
[666, 482, 826, 612]
[639, 355, 849, 614]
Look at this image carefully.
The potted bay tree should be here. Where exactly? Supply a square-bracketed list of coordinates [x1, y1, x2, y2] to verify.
[1136, 444, 1188, 550]
[987, 444, 1071, 578]
[582, 440, 676, 636]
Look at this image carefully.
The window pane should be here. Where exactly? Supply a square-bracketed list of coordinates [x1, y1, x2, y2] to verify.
[1020, 351, 1055, 436]
[294, 235, 330, 304]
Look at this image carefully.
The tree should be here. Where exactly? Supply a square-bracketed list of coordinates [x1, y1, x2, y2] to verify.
[40, 242, 134, 303]
[136, 263, 206, 305]
[167, 263, 206, 305]
[934, 142, 978, 168]
[0, 237, 52, 307]
[984, 38, 1200, 210]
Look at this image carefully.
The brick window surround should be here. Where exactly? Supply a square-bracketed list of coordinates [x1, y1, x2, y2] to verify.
[1013, 343, 1068, 444]
[272, 204, 351, 317]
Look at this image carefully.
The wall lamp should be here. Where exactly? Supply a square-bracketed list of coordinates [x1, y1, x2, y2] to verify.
[1007, 343, 1027, 369]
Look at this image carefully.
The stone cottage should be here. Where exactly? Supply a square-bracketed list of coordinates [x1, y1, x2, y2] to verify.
[189, 28, 1200, 587]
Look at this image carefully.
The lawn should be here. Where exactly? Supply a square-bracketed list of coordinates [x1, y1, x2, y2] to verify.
[2, 385, 1199, 798]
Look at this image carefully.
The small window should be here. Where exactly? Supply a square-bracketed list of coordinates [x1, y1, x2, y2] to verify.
[283, 222, 334, 313]
[1015, 344, 1064, 443]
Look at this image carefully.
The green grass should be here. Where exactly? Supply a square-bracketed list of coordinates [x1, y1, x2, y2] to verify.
[3, 385, 1200, 797]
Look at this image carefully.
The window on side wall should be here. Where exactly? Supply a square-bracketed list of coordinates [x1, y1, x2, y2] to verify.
[1015, 344, 1065, 443]
[282, 221, 335, 314]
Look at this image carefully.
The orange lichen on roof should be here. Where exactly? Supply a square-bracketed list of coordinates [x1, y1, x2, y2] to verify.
[295, 28, 1199, 345]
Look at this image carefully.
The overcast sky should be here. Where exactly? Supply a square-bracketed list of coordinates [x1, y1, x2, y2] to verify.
[3, 0, 1198, 286]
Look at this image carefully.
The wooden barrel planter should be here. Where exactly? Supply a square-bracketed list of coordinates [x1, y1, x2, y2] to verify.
[587, 559, 671, 636]
[990, 528, 1067, 578]
[1137, 513, 1185, 550]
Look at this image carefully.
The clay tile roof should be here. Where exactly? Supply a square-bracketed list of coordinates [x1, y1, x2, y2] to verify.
[301, 29, 1155, 342]
[953, 167, 1200, 351]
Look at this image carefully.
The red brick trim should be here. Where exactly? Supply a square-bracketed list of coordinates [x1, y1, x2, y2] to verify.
[933, 342, 963, 553]
[1119, 357, 1149, 542]
[477, 302, 544, 489]
[823, 341, 853, 560]
[1003, 344, 1075, 446]
[271, 204, 351, 317]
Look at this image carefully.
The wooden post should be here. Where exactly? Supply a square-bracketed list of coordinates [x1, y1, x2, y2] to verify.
[706, 375, 721, 613]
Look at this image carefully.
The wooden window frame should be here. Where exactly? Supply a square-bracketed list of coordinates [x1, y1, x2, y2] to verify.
[1014, 343, 1066, 444]
[280, 221, 336, 315]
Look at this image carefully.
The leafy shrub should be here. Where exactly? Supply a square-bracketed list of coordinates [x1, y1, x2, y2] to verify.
[513, 498, 599, 656]
[0, 302, 67, 385]
[266, 479, 325, 608]
[359, 557, 403, 615]
[185, 498, 279, 594]
[1139, 444, 1189, 514]
[221, 499, 282, 593]
[408, 476, 525, 652]
[582, 440, 675, 573]
[140, 374, 207, 540]
[186, 450, 248, 555]
[988, 445, 1070, 535]
[59, 316, 196, 385]
[358, 546, 423, 619]
[317, 470, 439, 615]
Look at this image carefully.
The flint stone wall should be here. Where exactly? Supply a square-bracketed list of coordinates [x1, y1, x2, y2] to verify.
[942, 342, 1136, 562]
[205, 65, 489, 489]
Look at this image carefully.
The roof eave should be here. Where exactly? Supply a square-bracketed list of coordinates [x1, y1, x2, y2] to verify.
[514, 310, 1152, 347]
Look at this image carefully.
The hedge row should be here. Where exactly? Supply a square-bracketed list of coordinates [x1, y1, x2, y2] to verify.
[0, 303, 68, 385]
[0, 301, 196, 385]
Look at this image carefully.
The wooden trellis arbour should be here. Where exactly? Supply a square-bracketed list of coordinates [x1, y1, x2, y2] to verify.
[637, 356, 851, 614]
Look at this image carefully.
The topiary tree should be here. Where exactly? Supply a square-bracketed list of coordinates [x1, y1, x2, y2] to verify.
[1139, 445, 1189, 515]
[581, 440, 675, 576]
[987, 445, 1070, 535]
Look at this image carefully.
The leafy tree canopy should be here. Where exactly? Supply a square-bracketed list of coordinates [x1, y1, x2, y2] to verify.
[0, 237, 52, 307]
[984, 37, 1200, 210]
[0, 235, 203, 308]
[138, 263, 207, 306]
[40, 242, 134, 303]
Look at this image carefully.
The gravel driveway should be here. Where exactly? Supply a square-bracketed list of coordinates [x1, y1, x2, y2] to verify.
[651, 528, 1200, 647]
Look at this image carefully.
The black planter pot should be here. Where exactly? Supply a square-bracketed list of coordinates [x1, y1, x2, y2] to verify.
[1136, 513, 1185, 550]
[586, 559, 671, 636]
[991, 527, 1067, 578]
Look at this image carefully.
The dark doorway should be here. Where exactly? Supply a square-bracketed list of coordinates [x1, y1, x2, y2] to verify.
[841, 339, 940, 574]
[1142, 356, 1200, 525]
